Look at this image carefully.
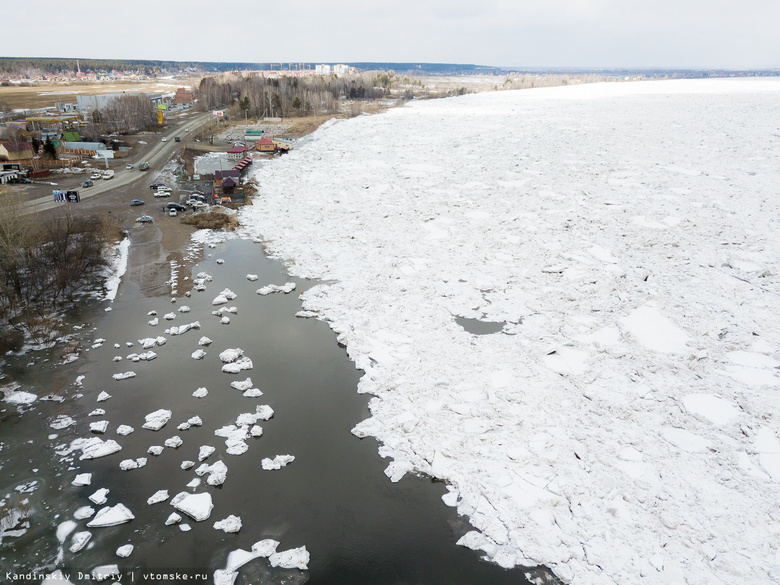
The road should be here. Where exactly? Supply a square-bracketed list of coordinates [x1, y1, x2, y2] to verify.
[23, 112, 212, 215]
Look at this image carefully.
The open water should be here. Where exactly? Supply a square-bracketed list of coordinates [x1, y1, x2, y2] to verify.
[0, 239, 555, 585]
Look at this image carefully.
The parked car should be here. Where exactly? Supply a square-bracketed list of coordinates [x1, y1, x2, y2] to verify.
[102, 170, 114, 179]
[82, 180, 93, 188]
[149, 183, 166, 189]
[169, 209, 177, 217]
[130, 199, 145, 206]
[153, 191, 171, 198]
[189, 201, 209, 210]
[135, 215, 153, 223]
[126, 163, 133, 169]
[166, 203, 186, 212]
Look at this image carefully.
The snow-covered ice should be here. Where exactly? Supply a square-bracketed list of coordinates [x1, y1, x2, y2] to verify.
[142, 409, 172, 431]
[256, 282, 296, 295]
[269, 546, 309, 570]
[238, 78, 780, 585]
[147, 490, 169, 505]
[213, 515, 242, 533]
[116, 425, 134, 436]
[111, 372, 135, 381]
[96, 391, 111, 402]
[116, 544, 134, 558]
[192, 387, 208, 398]
[261, 455, 294, 470]
[170, 492, 213, 521]
[72, 473, 92, 486]
[86, 503, 134, 527]
[89, 421, 108, 434]
[88, 488, 109, 505]
[79, 438, 121, 460]
[191, 349, 207, 360]
[69, 531, 91, 553]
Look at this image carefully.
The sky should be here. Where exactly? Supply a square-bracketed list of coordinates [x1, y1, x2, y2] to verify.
[2, 0, 779, 69]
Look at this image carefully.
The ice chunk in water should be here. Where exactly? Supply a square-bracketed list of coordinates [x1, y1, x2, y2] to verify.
[87, 503, 135, 527]
[143, 409, 172, 431]
[214, 515, 242, 533]
[170, 492, 213, 521]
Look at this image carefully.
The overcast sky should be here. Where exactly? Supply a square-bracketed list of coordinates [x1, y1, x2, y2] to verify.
[3, 0, 778, 68]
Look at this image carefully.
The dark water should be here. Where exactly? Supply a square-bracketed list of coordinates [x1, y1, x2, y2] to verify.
[455, 317, 506, 335]
[1, 239, 553, 585]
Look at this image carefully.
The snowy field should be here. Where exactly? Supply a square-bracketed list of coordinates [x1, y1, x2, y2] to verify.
[240, 78, 780, 585]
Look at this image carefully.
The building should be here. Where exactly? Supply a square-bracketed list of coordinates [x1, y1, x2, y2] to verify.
[315, 64, 331, 75]
[0, 141, 34, 161]
[173, 87, 194, 105]
[227, 146, 249, 160]
[271, 137, 293, 152]
[256, 136, 275, 152]
[333, 64, 350, 75]
[77, 93, 123, 111]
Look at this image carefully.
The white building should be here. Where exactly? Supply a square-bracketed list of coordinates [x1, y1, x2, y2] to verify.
[315, 64, 332, 75]
[333, 64, 350, 75]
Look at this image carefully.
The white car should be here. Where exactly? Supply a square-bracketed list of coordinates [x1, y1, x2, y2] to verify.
[153, 191, 171, 198]
[189, 201, 209, 209]
[91, 172, 102, 180]
[161, 137, 168, 142]
[126, 163, 133, 169]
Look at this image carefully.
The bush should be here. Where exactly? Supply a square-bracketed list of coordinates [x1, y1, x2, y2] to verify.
[181, 211, 238, 230]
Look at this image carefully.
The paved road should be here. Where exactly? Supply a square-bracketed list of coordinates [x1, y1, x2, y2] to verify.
[24, 112, 212, 215]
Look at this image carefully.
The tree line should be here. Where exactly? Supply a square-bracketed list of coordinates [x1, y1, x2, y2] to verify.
[0, 197, 119, 350]
[195, 72, 396, 118]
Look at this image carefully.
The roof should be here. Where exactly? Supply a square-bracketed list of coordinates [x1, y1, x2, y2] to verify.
[227, 146, 248, 154]
[62, 131, 81, 142]
[0, 142, 33, 152]
[222, 177, 236, 187]
[215, 170, 240, 178]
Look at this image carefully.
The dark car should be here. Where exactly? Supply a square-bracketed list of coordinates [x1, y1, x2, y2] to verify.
[166, 202, 186, 212]
[150, 183, 166, 190]
[82, 180, 94, 188]
[130, 199, 145, 206]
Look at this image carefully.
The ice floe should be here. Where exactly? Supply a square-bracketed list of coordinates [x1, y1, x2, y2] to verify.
[237, 78, 780, 584]
[147, 490, 169, 505]
[191, 349, 207, 360]
[269, 546, 309, 570]
[256, 282, 296, 295]
[116, 544, 134, 558]
[111, 371, 136, 381]
[213, 515, 241, 533]
[51, 415, 76, 430]
[69, 531, 91, 553]
[88, 488, 109, 505]
[72, 473, 92, 486]
[192, 387, 209, 398]
[198, 336, 213, 346]
[170, 492, 213, 521]
[79, 438, 122, 460]
[116, 425, 134, 436]
[89, 421, 109, 434]
[261, 455, 294, 470]
[142, 409, 172, 431]
[87, 503, 134, 527]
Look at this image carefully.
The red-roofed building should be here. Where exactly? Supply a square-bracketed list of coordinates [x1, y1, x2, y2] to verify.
[256, 136, 275, 152]
[227, 145, 248, 160]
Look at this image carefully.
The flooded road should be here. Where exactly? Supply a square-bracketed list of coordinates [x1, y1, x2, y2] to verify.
[1, 239, 549, 584]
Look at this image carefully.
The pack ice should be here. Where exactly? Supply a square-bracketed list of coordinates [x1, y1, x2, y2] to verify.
[239, 78, 780, 585]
